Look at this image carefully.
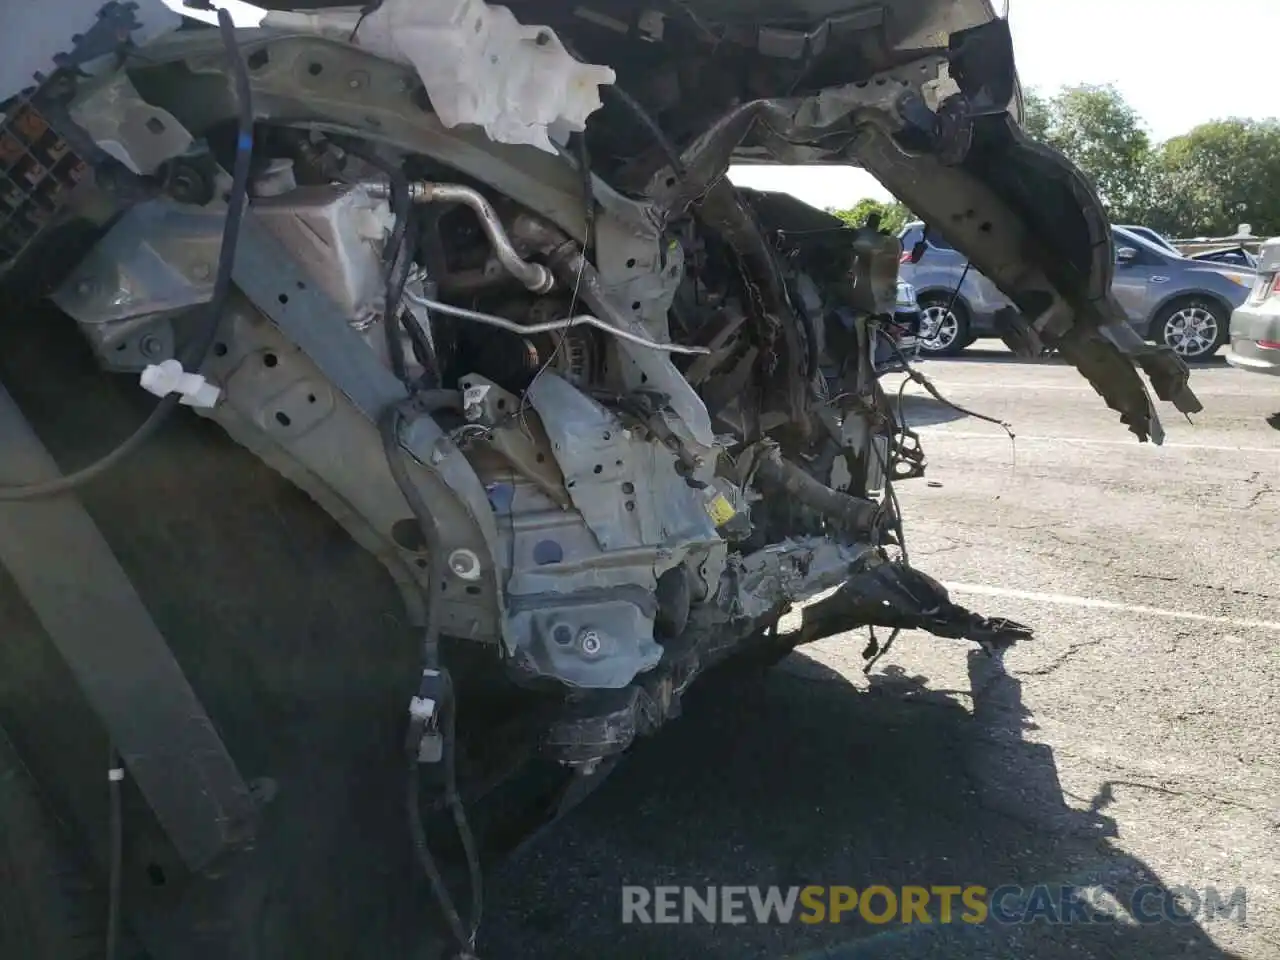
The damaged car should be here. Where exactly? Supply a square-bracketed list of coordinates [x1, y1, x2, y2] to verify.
[0, 1, 1203, 957]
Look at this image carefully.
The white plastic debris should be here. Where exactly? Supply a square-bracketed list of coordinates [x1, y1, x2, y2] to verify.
[139, 359, 221, 409]
[266, 0, 615, 154]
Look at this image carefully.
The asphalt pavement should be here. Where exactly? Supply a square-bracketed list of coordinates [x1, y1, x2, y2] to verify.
[479, 348, 1280, 960]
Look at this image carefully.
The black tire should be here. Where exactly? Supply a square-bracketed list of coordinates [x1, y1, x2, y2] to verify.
[916, 293, 972, 357]
[0, 731, 104, 960]
[1151, 296, 1230, 362]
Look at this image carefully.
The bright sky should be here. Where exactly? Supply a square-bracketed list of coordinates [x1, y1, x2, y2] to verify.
[730, 0, 1280, 209]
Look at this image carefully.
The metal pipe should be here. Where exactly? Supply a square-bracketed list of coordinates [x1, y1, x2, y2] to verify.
[364, 180, 555, 294]
[401, 291, 710, 356]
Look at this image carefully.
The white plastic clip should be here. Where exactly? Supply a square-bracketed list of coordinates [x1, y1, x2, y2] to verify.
[108, 767, 125, 782]
[139, 359, 222, 409]
[408, 696, 437, 721]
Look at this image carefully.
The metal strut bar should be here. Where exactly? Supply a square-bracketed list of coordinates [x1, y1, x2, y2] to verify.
[0, 381, 257, 872]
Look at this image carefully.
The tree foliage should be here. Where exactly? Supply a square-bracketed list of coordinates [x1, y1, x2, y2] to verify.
[1150, 120, 1280, 237]
[827, 198, 912, 236]
[1022, 84, 1152, 222]
[1020, 84, 1280, 237]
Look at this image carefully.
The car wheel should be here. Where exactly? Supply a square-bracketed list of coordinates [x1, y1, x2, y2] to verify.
[0, 730, 106, 960]
[916, 295, 971, 357]
[1155, 297, 1229, 361]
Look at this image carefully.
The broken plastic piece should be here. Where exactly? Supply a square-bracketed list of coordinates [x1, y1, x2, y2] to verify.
[139, 359, 221, 408]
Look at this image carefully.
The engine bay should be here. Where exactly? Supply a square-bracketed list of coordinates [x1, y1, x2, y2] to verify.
[0, 1, 1207, 952]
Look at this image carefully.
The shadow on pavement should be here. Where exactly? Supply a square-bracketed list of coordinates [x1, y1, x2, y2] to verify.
[1266, 412, 1280, 432]
[894, 394, 974, 429]
[480, 648, 1243, 960]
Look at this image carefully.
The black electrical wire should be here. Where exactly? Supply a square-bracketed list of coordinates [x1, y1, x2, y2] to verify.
[603, 85, 687, 178]
[0, 7, 253, 501]
[105, 746, 123, 960]
[406, 753, 471, 951]
[878, 327, 1014, 437]
[442, 672, 483, 942]
[380, 405, 483, 952]
[379, 405, 444, 656]
[574, 131, 598, 257]
[944, 260, 972, 326]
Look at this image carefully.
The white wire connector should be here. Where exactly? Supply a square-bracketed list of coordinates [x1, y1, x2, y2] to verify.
[139, 360, 221, 409]
[108, 767, 125, 782]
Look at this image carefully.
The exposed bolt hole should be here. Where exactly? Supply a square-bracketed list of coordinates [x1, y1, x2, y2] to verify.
[465, 585, 482, 596]
[631, 301, 641, 311]
[145, 117, 165, 134]
[535, 30, 551, 46]
[625, 258, 637, 268]
[462, 381, 472, 390]
[496, 398, 507, 411]
[147, 864, 166, 887]
[535, 452, 546, 463]
[602, 431, 611, 440]
[566, 480, 576, 489]
[307, 393, 316, 404]
[213, 342, 228, 357]
[621, 481, 635, 494]
[624, 500, 635, 512]
[308, 62, 323, 76]
[639, 373, 648, 384]
[277, 293, 289, 304]
[665, 177, 676, 188]
[593, 464, 603, 474]
[979, 221, 993, 233]
[296, 280, 306, 289]
[263, 353, 279, 368]
[274, 411, 291, 427]
[615, 459, 623, 467]
[247, 49, 269, 70]
[391, 518, 427, 552]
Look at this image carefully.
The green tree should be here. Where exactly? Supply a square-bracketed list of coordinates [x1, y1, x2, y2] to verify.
[1151, 119, 1280, 237]
[1023, 84, 1153, 223]
[828, 198, 912, 236]
[1020, 88, 1052, 143]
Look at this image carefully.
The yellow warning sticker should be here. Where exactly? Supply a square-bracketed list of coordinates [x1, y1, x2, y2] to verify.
[706, 494, 737, 527]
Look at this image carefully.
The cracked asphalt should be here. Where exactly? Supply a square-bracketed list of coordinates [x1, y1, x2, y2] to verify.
[479, 348, 1280, 960]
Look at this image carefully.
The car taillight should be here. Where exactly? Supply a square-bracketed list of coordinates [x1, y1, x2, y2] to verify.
[1250, 273, 1280, 303]
[1258, 340, 1280, 351]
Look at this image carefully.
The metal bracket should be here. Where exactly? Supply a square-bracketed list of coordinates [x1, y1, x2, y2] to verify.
[0, 382, 256, 872]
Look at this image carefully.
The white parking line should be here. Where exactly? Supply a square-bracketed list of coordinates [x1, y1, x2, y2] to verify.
[901, 379, 1271, 398]
[920, 431, 1280, 455]
[944, 582, 1280, 632]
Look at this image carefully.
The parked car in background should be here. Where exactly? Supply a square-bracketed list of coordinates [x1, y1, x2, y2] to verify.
[1116, 225, 1180, 255]
[1226, 237, 1280, 376]
[1189, 245, 1259, 268]
[1117, 225, 1259, 268]
[898, 222, 1254, 360]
